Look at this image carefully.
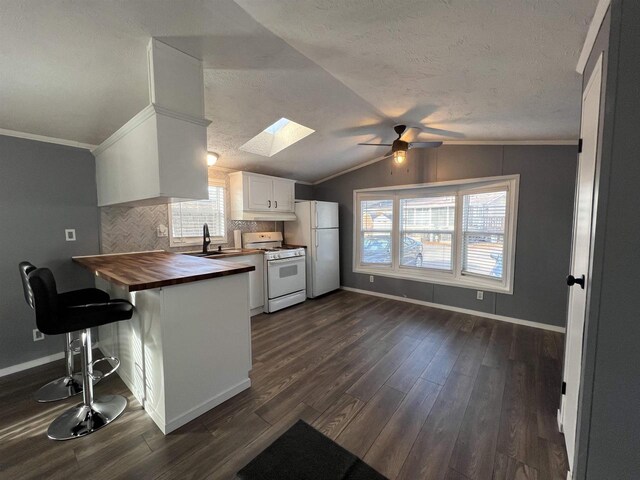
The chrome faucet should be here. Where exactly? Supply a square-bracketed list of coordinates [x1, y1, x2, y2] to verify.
[203, 223, 211, 253]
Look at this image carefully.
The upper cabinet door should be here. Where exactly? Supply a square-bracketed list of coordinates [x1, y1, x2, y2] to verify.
[246, 174, 273, 211]
[272, 178, 294, 212]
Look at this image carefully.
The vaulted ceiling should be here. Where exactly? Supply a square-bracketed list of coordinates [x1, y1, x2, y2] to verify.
[0, 0, 597, 182]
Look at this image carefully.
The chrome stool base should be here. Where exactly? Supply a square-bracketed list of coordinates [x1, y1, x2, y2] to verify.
[47, 394, 127, 441]
[34, 371, 103, 403]
[34, 374, 83, 403]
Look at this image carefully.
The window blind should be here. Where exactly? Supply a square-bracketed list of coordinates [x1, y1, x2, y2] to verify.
[399, 196, 455, 270]
[170, 185, 225, 241]
[360, 198, 393, 265]
[462, 190, 507, 278]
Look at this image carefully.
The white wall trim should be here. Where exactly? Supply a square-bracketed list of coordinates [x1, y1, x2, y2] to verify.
[0, 351, 65, 378]
[0, 128, 96, 150]
[313, 153, 390, 185]
[442, 140, 577, 146]
[341, 286, 566, 333]
[313, 141, 578, 185]
[576, 0, 611, 74]
[163, 378, 251, 434]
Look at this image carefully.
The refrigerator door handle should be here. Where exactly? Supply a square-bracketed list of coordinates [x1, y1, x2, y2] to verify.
[315, 204, 319, 230]
[315, 230, 319, 250]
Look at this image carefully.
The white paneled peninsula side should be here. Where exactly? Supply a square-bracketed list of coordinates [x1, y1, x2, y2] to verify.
[73, 251, 254, 434]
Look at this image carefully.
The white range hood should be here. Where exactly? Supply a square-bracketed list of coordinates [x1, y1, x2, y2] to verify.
[93, 39, 211, 207]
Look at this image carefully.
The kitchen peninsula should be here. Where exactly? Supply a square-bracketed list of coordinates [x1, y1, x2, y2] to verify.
[73, 251, 255, 434]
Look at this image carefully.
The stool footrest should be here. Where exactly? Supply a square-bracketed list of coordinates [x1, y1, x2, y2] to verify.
[88, 356, 119, 380]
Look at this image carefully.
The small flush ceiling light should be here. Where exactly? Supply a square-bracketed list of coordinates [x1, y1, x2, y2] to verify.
[207, 152, 218, 166]
[393, 149, 406, 165]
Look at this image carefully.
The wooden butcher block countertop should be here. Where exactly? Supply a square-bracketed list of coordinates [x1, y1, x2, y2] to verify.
[73, 251, 255, 292]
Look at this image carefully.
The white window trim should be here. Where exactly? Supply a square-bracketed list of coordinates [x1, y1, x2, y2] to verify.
[168, 178, 227, 247]
[353, 175, 519, 294]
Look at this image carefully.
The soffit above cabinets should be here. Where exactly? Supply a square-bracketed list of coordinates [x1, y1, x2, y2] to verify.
[94, 39, 210, 207]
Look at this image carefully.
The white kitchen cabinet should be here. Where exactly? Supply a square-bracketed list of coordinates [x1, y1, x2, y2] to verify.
[272, 177, 294, 212]
[246, 174, 273, 211]
[245, 254, 265, 312]
[229, 171, 296, 221]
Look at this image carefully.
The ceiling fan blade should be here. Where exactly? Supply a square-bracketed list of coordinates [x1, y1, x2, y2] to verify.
[399, 126, 421, 143]
[358, 143, 393, 146]
[409, 141, 443, 149]
[420, 126, 465, 139]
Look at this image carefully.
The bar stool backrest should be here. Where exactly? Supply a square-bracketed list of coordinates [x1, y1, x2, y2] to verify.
[19, 261, 37, 309]
[27, 268, 61, 335]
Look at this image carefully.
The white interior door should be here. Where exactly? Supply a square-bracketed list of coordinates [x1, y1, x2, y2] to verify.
[561, 53, 602, 475]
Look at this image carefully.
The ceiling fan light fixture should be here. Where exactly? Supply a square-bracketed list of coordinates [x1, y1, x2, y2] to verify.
[393, 149, 406, 165]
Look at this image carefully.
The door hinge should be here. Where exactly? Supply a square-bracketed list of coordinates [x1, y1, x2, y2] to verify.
[578, 138, 583, 153]
[562, 381, 567, 395]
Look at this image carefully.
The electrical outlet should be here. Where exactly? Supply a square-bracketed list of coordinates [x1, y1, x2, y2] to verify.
[476, 290, 484, 300]
[65, 229, 76, 241]
[33, 329, 44, 342]
[156, 224, 168, 238]
[369, 275, 374, 283]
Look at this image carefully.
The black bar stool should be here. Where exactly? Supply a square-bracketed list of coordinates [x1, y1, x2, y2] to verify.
[19, 261, 109, 402]
[27, 267, 134, 440]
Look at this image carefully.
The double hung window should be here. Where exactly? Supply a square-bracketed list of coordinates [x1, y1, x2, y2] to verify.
[169, 180, 226, 245]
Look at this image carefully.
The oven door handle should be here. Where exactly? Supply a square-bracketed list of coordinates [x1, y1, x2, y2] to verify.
[267, 256, 305, 266]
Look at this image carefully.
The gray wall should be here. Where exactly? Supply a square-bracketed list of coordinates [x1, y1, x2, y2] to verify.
[313, 145, 577, 328]
[0, 135, 100, 370]
[576, 1, 640, 478]
[294, 182, 315, 200]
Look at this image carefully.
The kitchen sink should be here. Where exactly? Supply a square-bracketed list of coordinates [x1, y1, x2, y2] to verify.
[184, 249, 244, 257]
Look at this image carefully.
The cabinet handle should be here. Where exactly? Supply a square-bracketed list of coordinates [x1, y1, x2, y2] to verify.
[268, 200, 271, 208]
[274, 200, 278, 208]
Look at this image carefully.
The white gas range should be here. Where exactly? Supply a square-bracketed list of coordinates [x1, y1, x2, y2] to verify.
[242, 232, 306, 313]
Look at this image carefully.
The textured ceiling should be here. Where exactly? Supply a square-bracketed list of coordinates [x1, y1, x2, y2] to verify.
[0, 0, 596, 182]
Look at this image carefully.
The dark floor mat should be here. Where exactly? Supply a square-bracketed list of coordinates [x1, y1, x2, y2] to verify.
[237, 420, 388, 480]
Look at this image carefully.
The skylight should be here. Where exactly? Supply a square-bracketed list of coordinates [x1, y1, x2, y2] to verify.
[239, 117, 314, 157]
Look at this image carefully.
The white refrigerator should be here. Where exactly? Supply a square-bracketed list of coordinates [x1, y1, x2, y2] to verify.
[285, 201, 340, 298]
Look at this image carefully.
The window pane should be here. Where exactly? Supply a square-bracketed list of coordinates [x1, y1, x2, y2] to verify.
[400, 196, 455, 270]
[171, 185, 225, 239]
[361, 233, 392, 265]
[361, 199, 393, 232]
[462, 191, 507, 278]
[401, 233, 452, 270]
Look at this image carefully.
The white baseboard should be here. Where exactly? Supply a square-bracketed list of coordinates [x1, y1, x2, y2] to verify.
[0, 340, 102, 379]
[557, 408, 564, 433]
[0, 351, 65, 378]
[162, 378, 252, 434]
[341, 286, 566, 333]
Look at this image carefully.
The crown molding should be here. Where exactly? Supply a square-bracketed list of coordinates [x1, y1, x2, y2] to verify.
[576, 0, 611, 74]
[441, 140, 578, 146]
[0, 128, 96, 150]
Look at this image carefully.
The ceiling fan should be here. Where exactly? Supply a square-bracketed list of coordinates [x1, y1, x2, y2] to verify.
[358, 124, 443, 165]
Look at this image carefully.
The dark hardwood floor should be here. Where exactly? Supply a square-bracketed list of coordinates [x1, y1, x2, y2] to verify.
[0, 290, 569, 480]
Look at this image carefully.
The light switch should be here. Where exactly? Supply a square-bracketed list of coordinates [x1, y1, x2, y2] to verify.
[476, 291, 484, 300]
[65, 229, 76, 241]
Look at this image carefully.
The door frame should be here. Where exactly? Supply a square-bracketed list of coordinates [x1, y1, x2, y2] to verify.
[559, 51, 604, 477]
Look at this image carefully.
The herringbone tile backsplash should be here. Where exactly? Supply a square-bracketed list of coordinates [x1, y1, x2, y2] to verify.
[100, 168, 281, 254]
